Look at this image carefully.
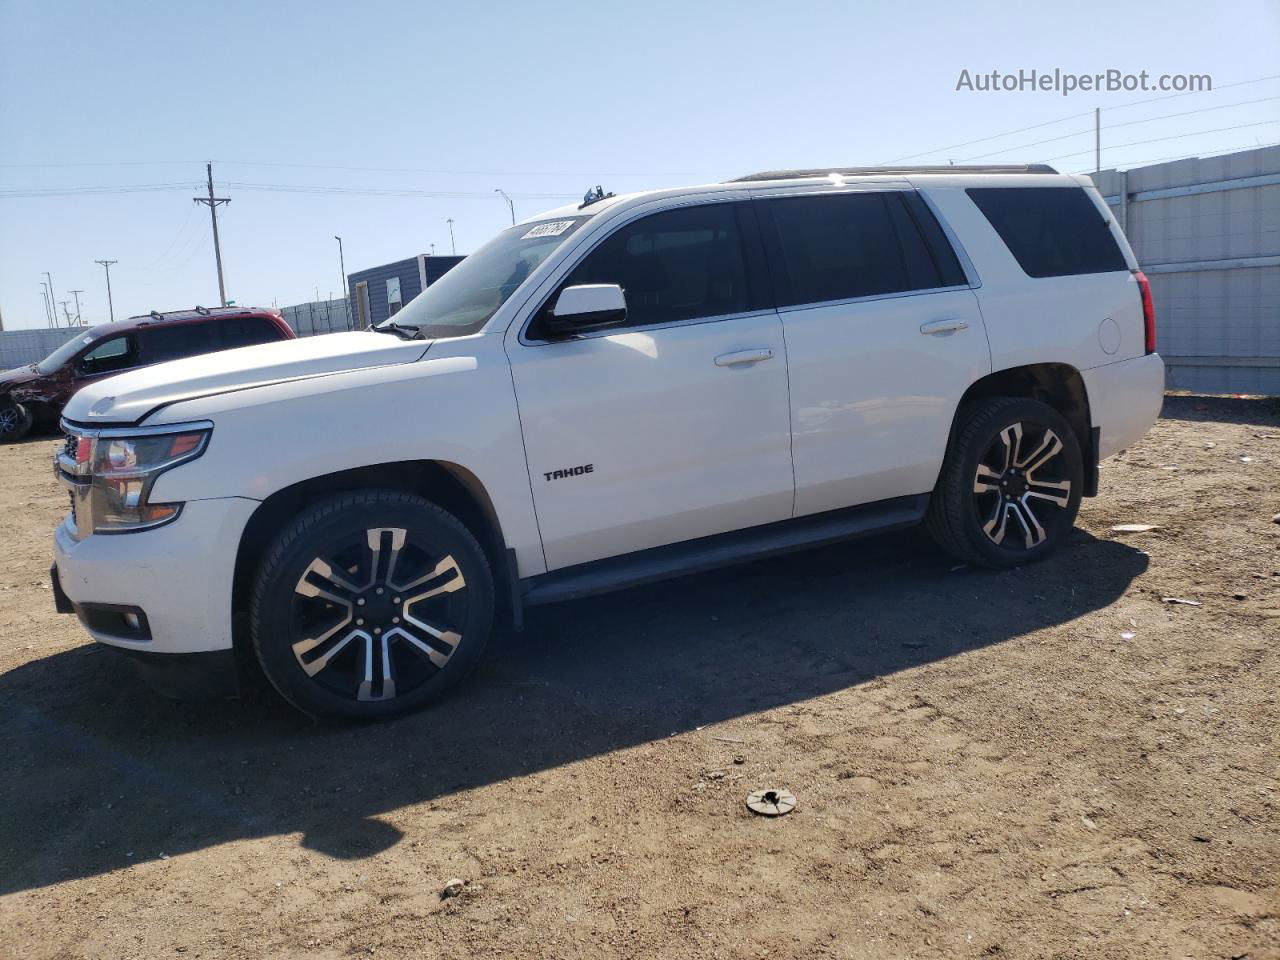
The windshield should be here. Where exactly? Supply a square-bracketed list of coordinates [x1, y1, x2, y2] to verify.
[36, 330, 98, 375]
[380, 217, 587, 338]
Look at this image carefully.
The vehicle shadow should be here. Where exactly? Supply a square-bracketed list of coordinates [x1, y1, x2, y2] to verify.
[0, 528, 1147, 894]
[1160, 394, 1279, 427]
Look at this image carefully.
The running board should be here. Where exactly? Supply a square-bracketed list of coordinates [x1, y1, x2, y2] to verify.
[520, 494, 929, 607]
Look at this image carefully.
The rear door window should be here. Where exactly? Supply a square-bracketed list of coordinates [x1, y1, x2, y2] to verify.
[966, 186, 1128, 278]
[761, 192, 964, 308]
[219, 316, 285, 349]
[137, 322, 219, 364]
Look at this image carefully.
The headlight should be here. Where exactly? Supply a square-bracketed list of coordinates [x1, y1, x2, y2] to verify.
[58, 422, 212, 534]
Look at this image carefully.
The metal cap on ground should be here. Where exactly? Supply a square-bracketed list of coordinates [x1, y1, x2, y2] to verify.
[746, 788, 797, 816]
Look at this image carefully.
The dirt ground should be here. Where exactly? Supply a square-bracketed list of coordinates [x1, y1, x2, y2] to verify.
[1, 395, 1277, 960]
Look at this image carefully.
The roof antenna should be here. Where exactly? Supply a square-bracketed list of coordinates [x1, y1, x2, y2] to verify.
[580, 185, 614, 208]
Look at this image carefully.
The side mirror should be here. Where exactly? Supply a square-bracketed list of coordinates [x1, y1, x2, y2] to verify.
[545, 284, 627, 336]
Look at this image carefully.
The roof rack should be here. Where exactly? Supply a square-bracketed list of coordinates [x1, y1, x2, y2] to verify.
[729, 164, 1058, 182]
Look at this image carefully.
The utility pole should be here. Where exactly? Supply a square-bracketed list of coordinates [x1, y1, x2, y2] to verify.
[429, 243, 436, 256]
[39, 286, 53, 327]
[1094, 107, 1101, 173]
[494, 188, 515, 225]
[446, 218, 456, 256]
[334, 236, 351, 329]
[59, 300, 73, 326]
[193, 162, 231, 307]
[94, 260, 118, 322]
[43, 272, 56, 324]
[69, 289, 85, 325]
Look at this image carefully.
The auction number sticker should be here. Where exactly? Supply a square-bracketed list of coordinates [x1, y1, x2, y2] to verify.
[522, 220, 575, 239]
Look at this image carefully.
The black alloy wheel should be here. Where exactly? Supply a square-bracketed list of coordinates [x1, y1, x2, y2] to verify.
[928, 397, 1083, 568]
[251, 490, 494, 721]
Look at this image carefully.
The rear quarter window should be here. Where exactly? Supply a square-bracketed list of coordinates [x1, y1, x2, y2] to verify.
[967, 186, 1128, 278]
[220, 316, 287, 348]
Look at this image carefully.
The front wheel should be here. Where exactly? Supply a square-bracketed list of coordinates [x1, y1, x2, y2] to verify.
[250, 490, 495, 721]
[928, 397, 1083, 568]
[0, 401, 33, 443]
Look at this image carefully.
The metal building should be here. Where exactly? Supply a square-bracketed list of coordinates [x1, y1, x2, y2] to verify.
[1091, 145, 1280, 395]
[347, 255, 464, 328]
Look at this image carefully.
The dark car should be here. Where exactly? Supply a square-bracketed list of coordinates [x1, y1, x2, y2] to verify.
[0, 307, 295, 442]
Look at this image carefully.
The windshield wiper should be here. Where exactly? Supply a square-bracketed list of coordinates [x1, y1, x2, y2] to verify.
[372, 321, 425, 340]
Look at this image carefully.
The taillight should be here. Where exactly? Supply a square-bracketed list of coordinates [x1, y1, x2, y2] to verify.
[1134, 270, 1156, 354]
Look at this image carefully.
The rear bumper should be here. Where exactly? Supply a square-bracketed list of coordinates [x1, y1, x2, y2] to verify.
[1083, 353, 1166, 460]
[52, 495, 258, 655]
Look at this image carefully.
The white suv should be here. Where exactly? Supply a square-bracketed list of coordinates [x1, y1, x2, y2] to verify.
[52, 165, 1164, 720]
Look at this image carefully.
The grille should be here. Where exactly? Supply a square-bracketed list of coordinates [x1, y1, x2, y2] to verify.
[62, 434, 77, 459]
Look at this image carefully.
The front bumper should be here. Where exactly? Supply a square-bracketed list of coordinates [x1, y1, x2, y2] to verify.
[52, 495, 259, 655]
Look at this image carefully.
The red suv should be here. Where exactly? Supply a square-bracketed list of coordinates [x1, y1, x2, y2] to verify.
[0, 307, 295, 442]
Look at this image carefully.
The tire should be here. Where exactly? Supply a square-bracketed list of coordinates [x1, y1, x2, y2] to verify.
[0, 401, 33, 444]
[250, 490, 495, 722]
[927, 397, 1083, 569]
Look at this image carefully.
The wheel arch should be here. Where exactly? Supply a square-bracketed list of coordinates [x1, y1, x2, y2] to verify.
[946, 362, 1095, 491]
[230, 460, 508, 656]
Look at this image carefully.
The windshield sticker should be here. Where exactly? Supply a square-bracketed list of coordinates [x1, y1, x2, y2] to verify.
[521, 220, 575, 240]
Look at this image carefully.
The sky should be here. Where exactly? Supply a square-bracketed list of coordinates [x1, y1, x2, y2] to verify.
[1, 0, 1277, 330]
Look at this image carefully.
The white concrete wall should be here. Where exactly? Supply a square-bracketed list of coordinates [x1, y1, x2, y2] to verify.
[1092, 145, 1280, 396]
[0, 327, 82, 370]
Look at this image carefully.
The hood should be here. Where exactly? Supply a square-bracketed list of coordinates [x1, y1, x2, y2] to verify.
[63, 331, 430, 425]
[0, 364, 41, 391]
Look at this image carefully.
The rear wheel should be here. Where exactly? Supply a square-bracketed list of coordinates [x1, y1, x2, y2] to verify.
[928, 397, 1083, 568]
[0, 401, 32, 443]
[250, 490, 494, 721]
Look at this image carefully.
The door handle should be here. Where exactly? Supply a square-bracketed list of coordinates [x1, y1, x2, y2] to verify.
[919, 319, 969, 335]
[714, 348, 774, 367]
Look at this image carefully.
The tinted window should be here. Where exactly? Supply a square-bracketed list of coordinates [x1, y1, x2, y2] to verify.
[138, 322, 218, 364]
[967, 187, 1128, 278]
[767, 192, 954, 307]
[220, 316, 284, 349]
[900, 192, 968, 287]
[885, 195, 947, 291]
[555, 202, 751, 329]
[78, 335, 139, 375]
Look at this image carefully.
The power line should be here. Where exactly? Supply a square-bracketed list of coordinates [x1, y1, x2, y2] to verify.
[958, 94, 1280, 162]
[143, 203, 200, 270]
[883, 73, 1280, 165]
[882, 110, 1093, 163]
[1103, 72, 1280, 112]
[1106, 94, 1280, 131]
[1066, 139, 1280, 175]
[0, 182, 200, 198]
[0, 182, 578, 200]
[960, 126, 1093, 161]
[0, 158, 706, 179]
[1043, 118, 1280, 162]
[224, 182, 577, 200]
